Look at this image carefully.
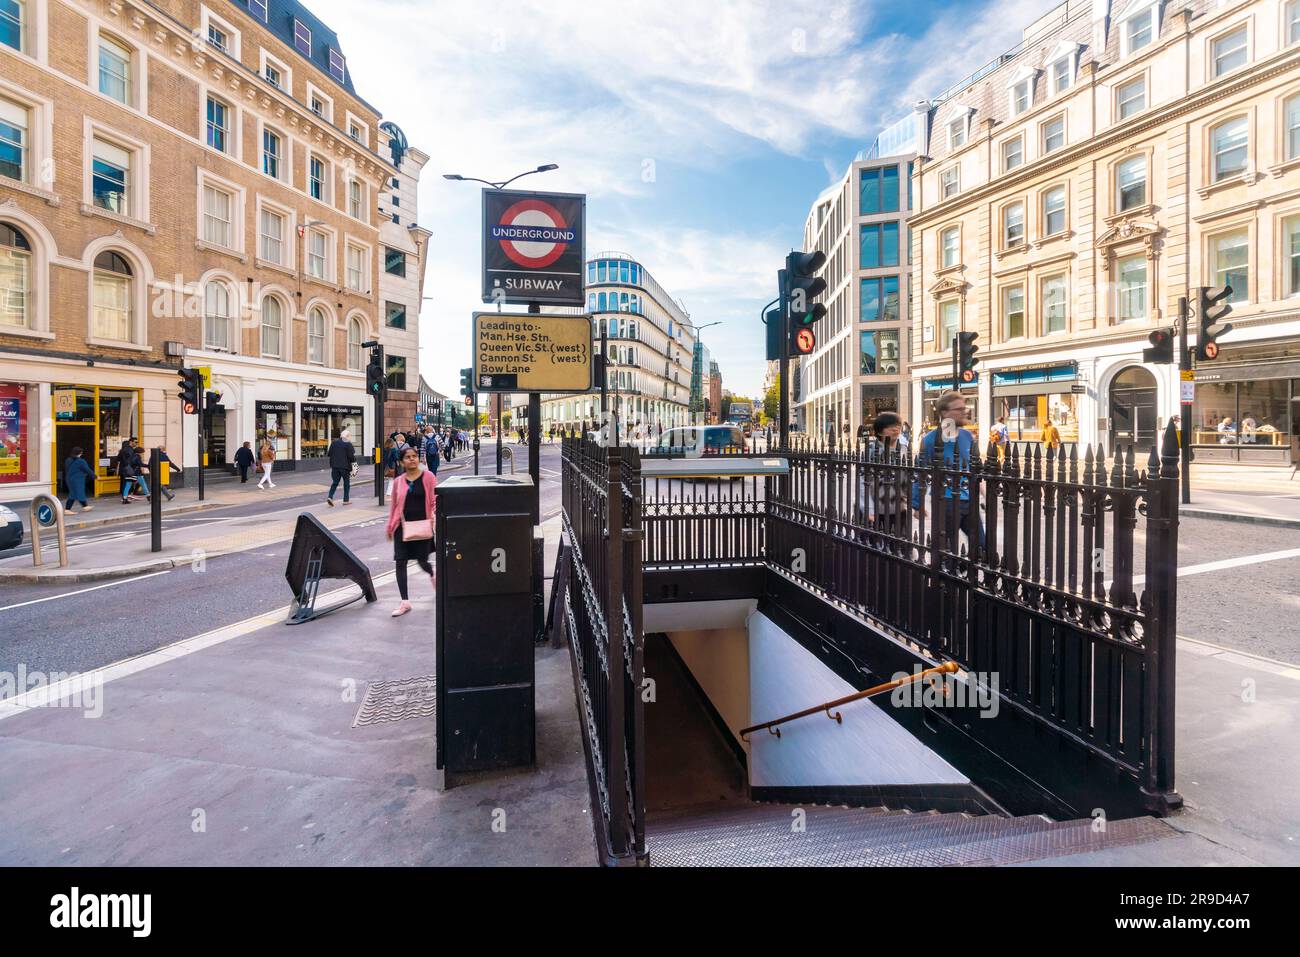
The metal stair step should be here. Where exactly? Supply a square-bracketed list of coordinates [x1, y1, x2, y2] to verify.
[956, 815, 1175, 867]
[648, 801, 899, 837]
[647, 805, 940, 845]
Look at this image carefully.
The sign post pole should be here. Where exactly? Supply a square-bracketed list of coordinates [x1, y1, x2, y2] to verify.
[1179, 295, 1192, 505]
[197, 385, 205, 502]
[527, 301, 542, 525]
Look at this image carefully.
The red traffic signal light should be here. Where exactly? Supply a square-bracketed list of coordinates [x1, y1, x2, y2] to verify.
[1203, 341, 1219, 360]
[1143, 327, 1175, 364]
[961, 369, 975, 382]
[792, 327, 816, 355]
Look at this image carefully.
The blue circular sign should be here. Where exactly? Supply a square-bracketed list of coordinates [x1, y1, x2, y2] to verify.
[37, 503, 55, 527]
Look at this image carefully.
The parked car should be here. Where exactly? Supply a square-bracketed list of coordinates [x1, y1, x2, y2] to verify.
[655, 425, 748, 455]
[0, 503, 23, 552]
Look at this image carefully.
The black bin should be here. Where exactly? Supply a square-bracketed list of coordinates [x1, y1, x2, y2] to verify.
[436, 475, 536, 774]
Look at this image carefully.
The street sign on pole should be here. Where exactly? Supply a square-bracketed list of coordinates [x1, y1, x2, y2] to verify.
[472, 312, 593, 393]
[481, 189, 586, 306]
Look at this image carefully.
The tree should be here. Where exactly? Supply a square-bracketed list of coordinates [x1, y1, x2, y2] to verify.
[763, 376, 780, 422]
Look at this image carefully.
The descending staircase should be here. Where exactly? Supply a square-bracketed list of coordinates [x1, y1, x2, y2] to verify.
[646, 801, 1173, 867]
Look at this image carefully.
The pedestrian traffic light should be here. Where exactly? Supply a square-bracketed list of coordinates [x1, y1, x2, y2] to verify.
[1197, 285, 1234, 361]
[957, 331, 979, 381]
[366, 351, 386, 400]
[177, 367, 200, 411]
[783, 250, 826, 357]
[1143, 327, 1175, 364]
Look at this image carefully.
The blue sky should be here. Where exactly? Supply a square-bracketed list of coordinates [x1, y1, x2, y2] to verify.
[307, 0, 1056, 398]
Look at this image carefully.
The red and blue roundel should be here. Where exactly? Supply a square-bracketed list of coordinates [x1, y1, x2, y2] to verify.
[489, 199, 576, 269]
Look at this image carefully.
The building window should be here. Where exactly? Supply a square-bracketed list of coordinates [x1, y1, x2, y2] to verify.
[1003, 201, 1025, 247]
[1002, 137, 1023, 172]
[264, 63, 281, 89]
[202, 184, 233, 248]
[385, 301, 406, 329]
[1211, 230, 1248, 302]
[1043, 186, 1066, 236]
[1211, 117, 1248, 181]
[1042, 274, 1067, 333]
[310, 95, 324, 117]
[940, 167, 958, 199]
[348, 123, 360, 141]
[1117, 255, 1147, 321]
[91, 138, 131, 215]
[0, 97, 27, 182]
[309, 155, 326, 200]
[860, 222, 899, 268]
[1, 0, 25, 53]
[1117, 155, 1146, 211]
[1212, 26, 1248, 78]
[1042, 116, 1065, 153]
[1116, 77, 1145, 120]
[346, 317, 363, 371]
[1286, 217, 1300, 295]
[859, 165, 899, 214]
[940, 226, 959, 268]
[204, 281, 233, 351]
[1289, 1, 1300, 44]
[92, 251, 133, 342]
[306, 230, 327, 280]
[1286, 95, 1300, 161]
[859, 276, 899, 323]
[859, 330, 900, 375]
[939, 299, 959, 348]
[1051, 57, 1072, 94]
[98, 36, 132, 104]
[308, 307, 326, 365]
[207, 24, 227, 52]
[206, 96, 231, 153]
[1121, 5, 1158, 56]
[0, 222, 31, 329]
[262, 128, 282, 179]
[384, 246, 405, 276]
[348, 180, 363, 219]
[1011, 79, 1031, 115]
[386, 355, 407, 391]
[259, 208, 284, 264]
[328, 49, 346, 83]
[248, 0, 268, 22]
[1001, 285, 1025, 339]
[345, 244, 365, 292]
[293, 19, 311, 57]
[260, 296, 282, 358]
[947, 117, 966, 150]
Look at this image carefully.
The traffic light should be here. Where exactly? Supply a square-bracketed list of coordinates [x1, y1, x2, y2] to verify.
[765, 306, 783, 362]
[177, 367, 200, 412]
[459, 366, 474, 406]
[366, 351, 387, 400]
[783, 250, 826, 356]
[1197, 284, 1234, 361]
[1143, 327, 1175, 364]
[957, 331, 979, 381]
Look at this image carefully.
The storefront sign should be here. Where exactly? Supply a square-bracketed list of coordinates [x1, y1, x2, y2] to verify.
[1071, 384, 1087, 394]
[481, 190, 586, 306]
[0, 384, 27, 483]
[472, 312, 593, 393]
[53, 389, 77, 419]
[307, 385, 329, 399]
[197, 366, 212, 391]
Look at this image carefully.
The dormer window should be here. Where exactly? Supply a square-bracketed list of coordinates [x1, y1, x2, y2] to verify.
[1051, 58, 1071, 93]
[328, 49, 346, 83]
[1119, 1, 1160, 57]
[248, 0, 267, 21]
[1012, 80, 1031, 115]
[947, 116, 967, 150]
[1045, 39, 1081, 96]
[293, 18, 311, 57]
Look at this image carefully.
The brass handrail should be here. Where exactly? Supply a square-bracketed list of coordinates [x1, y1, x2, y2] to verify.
[739, 662, 959, 740]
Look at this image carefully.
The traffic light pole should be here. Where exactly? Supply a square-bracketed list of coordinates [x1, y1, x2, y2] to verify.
[374, 344, 386, 508]
[527, 302, 541, 525]
[952, 337, 960, 393]
[777, 269, 789, 448]
[1179, 295, 1192, 505]
[196, 386, 205, 502]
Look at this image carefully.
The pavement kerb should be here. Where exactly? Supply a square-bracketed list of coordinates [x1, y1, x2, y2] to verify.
[1179, 507, 1300, 530]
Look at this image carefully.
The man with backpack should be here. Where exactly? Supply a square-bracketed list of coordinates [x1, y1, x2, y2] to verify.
[911, 391, 983, 550]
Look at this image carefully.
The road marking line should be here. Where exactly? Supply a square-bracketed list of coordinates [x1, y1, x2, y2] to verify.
[1126, 546, 1300, 588]
[0, 571, 399, 720]
[0, 570, 173, 612]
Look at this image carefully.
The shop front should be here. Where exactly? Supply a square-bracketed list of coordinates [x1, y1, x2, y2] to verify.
[1192, 340, 1299, 465]
[52, 384, 144, 497]
[920, 375, 980, 436]
[301, 403, 365, 466]
[991, 362, 1081, 447]
[254, 400, 296, 469]
[0, 382, 32, 490]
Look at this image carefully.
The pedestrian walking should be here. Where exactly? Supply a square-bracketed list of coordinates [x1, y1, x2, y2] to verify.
[234, 441, 254, 483]
[386, 445, 437, 618]
[911, 390, 983, 550]
[257, 439, 277, 488]
[326, 428, 356, 506]
[1042, 419, 1062, 453]
[63, 447, 94, 512]
[422, 428, 440, 476]
[115, 438, 139, 503]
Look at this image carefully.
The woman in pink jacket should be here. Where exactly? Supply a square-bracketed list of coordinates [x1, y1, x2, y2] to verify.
[386, 445, 437, 617]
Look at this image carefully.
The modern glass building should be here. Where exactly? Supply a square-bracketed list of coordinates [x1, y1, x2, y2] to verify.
[540, 253, 698, 437]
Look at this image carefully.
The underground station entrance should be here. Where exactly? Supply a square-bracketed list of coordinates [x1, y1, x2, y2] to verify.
[438, 432, 1184, 867]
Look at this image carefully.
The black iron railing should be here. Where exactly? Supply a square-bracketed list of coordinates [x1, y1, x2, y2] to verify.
[559, 435, 646, 863]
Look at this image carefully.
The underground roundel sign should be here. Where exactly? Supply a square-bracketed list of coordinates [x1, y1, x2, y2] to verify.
[483, 189, 586, 307]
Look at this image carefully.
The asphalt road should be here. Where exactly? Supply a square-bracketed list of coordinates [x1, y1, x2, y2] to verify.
[1, 441, 1296, 682]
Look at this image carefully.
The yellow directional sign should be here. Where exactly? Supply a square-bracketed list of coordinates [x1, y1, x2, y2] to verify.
[472, 312, 592, 393]
[1180, 370, 1195, 381]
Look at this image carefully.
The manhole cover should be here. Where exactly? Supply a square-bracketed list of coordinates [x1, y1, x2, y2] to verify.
[352, 675, 437, 727]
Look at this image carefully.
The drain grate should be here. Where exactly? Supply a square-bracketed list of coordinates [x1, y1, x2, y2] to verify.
[352, 675, 437, 727]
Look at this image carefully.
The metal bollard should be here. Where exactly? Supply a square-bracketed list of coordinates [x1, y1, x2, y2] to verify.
[29, 493, 69, 569]
[501, 446, 516, 474]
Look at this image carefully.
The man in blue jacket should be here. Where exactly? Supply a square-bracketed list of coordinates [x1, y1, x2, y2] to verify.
[911, 390, 983, 549]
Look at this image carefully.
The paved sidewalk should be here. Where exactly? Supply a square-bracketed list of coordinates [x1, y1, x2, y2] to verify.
[0, 572, 596, 866]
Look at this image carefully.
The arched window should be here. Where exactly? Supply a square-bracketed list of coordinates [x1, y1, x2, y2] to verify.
[204, 280, 233, 351]
[0, 222, 32, 329]
[261, 296, 283, 358]
[308, 306, 326, 365]
[347, 316, 363, 371]
[92, 250, 133, 342]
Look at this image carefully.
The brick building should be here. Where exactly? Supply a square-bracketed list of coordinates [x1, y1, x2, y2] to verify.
[0, 0, 423, 501]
